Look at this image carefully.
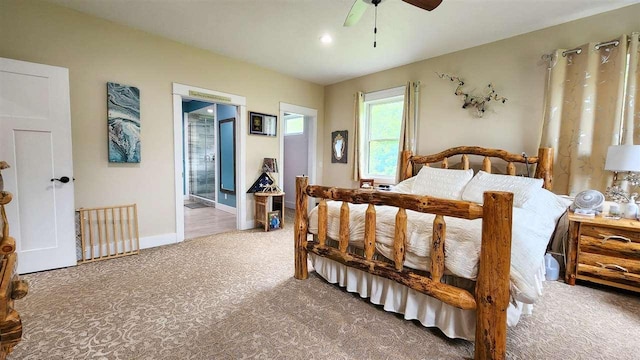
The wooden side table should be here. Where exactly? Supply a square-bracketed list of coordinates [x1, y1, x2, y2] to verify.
[566, 212, 640, 292]
[254, 192, 285, 231]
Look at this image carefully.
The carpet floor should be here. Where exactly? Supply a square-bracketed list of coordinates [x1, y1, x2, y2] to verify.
[11, 224, 640, 359]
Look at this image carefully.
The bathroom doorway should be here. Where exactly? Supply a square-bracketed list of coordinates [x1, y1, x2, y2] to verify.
[182, 100, 237, 239]
[185, 104, 217, 205]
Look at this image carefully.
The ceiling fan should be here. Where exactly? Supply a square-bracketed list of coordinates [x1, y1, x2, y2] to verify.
[344, 0, 443, 27]
[344, 0, 443, 47]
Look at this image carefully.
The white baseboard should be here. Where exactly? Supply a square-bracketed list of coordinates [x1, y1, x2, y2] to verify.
[216, 202, 237, 214]
[140, 233, 178, 249]
[285, 200, 295, 209]
[77, 233, 178, 260]
[243, 220, 255, 230]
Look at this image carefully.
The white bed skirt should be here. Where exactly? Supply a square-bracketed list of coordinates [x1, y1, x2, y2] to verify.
[310, 254, 543, 341]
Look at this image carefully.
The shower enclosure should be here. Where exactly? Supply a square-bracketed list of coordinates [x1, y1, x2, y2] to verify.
[188, 113, 216, 202]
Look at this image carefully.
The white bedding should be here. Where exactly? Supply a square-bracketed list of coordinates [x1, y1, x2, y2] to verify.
[308, 187, 570, 303]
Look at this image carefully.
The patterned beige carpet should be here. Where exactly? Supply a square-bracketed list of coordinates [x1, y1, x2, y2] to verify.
[12, 224, 640, 359]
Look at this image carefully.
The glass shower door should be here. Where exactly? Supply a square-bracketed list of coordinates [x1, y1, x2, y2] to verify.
[188, 114, 216, 201]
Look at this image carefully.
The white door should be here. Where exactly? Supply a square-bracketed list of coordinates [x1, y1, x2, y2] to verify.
[0, 57, 76, 274]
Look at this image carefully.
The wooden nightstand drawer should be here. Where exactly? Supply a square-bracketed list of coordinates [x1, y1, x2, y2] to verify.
[566, 214, 640, 292]
[580, 224, 640, 244]
[577, 263, 640, 288]
[578, 252, 640, 274]
[579, 234, 640, 260]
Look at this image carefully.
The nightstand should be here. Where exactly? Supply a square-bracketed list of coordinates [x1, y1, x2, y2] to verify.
[254, 192, 285, 231]
[566, 213, 640, 292]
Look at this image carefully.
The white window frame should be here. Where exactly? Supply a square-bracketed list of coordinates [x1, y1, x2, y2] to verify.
[284, 114, 304, 136]
[361, 86, 405, 183]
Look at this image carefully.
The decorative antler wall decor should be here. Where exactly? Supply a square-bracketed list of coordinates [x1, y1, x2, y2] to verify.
[436, 73, 507, 117]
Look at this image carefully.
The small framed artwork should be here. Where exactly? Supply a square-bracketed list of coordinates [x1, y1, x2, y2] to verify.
[331, 130, 348, 163]
[268, 210, 281, 231]
[249, 112, 277, 136]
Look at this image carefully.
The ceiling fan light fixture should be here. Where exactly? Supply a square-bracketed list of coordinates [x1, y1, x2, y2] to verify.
[320, 34, 333, 44]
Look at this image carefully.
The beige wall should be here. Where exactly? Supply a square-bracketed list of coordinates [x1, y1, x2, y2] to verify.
[0, 0, 324, 237]
[324, 4, 640, 189]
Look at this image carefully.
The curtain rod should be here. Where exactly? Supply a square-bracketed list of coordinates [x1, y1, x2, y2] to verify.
[562, 47, 582, 57]
[595, 39, 620, 50]
[562, 39, 620, 56]
[545, 33, 638, 60]
[364, 82, 419, 95]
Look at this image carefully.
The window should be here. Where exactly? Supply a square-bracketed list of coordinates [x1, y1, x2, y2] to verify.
[284, 114, 304, 135]
[361, 86, 405, 180]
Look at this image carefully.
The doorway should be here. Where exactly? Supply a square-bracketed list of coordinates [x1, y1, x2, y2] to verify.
[181, 101, 238, 239]
[184, 103, 217, 205]
[173, 83, 248, 242]
[279, 102, 318, 211]
[282, 113, 308, 209]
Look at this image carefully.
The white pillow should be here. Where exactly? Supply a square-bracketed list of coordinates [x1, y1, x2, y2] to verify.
[521, 187, 571, 219]
[393, 177, 415, 193]
[411, 166, 474, 200]
[461, 171, 543, 207]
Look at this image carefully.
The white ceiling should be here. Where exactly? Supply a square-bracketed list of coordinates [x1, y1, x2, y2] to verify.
[48, 0, 639, 85]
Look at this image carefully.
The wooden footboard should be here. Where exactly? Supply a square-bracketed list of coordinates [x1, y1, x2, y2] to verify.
[294, 176, 513, 360]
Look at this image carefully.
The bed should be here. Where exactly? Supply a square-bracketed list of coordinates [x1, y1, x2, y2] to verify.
[294, 146, 567, 360]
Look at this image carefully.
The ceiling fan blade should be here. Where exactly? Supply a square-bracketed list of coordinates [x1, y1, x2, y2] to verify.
[402, 0, 443, 11]
[344, 0, 369, 27]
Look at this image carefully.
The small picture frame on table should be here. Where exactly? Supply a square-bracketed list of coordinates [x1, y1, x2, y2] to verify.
[249, 112, 277, 136]
[268, 210, 281, 231]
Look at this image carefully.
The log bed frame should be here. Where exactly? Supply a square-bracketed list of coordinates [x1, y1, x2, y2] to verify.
[294, 146, 553, 360]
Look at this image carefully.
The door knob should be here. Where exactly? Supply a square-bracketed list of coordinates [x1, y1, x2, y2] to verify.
[51, 176, 71, 183]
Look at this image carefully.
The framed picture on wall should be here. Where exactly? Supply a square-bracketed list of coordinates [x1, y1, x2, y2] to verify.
[107, 82, 141, 163]
[331, 130, 348, 163]
[249, 112, 277, 136]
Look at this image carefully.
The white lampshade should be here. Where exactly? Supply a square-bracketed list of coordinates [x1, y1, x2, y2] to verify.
[605, 145, 640, 172]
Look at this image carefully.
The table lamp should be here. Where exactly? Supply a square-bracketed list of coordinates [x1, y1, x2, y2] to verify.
[605, 145, 640, 183]
[604, 145, 640, 203]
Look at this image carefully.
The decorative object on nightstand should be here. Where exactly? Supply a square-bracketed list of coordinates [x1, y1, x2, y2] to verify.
[604, 145, 640, 218]
[359, 178, 374, 189]
[625, 194, 639, 219]
[566, 213, 640, 293]
[570, 189, 604, 216]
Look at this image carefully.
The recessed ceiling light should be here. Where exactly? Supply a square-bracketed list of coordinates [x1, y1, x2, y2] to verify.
[207, 109, 213, 113]
[320, 34, 333, 44]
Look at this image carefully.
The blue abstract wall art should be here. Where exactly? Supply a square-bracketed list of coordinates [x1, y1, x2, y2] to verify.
[108, 82, 140, 163]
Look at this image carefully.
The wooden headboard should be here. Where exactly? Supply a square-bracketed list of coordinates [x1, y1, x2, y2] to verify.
[399, 146, 553, 190]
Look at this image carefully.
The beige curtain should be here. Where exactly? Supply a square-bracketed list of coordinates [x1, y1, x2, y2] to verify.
[627, 32, 640, 145]
[352, 91, 364, 181]
[539, 34, 640, 195]
[396, 81, 418, 182]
